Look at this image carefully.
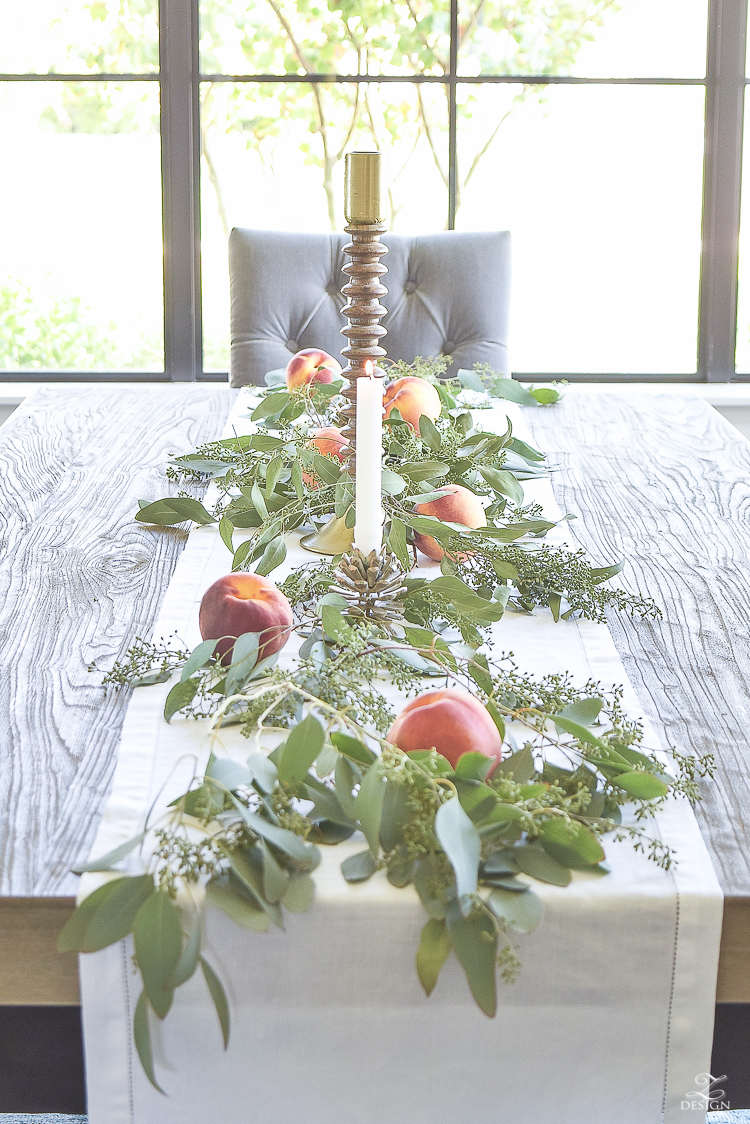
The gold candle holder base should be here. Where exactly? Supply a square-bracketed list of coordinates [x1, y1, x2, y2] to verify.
[299, 515, 355, 556]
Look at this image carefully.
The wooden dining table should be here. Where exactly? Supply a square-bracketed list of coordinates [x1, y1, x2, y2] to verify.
[0, 383, 748, 1007]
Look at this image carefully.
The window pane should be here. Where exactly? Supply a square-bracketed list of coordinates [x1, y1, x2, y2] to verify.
[455, 84, 704, 374]
[458, 0, 708, 79]
[200, 81, 448, 369]
[1, 0, 158, 75]
[0, 82, 163, 372]
[199, 0, 449, 76]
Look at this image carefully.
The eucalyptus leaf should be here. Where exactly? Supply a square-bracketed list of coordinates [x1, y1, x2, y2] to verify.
[281, 873, 316, 912]
[164, 678, 199, 722]
[488, 886, 544, 933]
[263, 367, 287, 387]
[291, 459, 304, 498]
[206, 875, 271, 932]
[254, 536, 287, 577]
[419, 414, 442, 453]
[277, 714, 326, 784]
[341, 849, 378, 883]
[529, 386, 561, 405]
[512, 843, 572, 886]
[179, 638, 218, 683]
[313, 453, 343, 485]
[495, 746, 535, 783]
[400, 460, 450, 481]
[133, 891, 183, 1019]
[265, 454, 283, 497]
[590, 561, 625, 583]
[457, 369, 485, 392]
[321, 604, 350, 643]
[201, 957, 231, 1048]
[413, 855, 449, 919]
[206, 758, 253, 792]
[481, 850, 519, 877]
[72, 832, 146, 874]
[484, 378, 537, 407]
[82, 876, 155, 951]
[379, 780, 411, 851]
[479, 466, 524, 505]
[134, 989, 165, 1094]
[219, 515, 234, 553]
[237, 805, 318, 865]
[251, 391, 289, 421]
[231, 540, 253, 571]
[225, 632, 260, 695]
[246, 752, 278, 794]
[57, 874, 153, 953]
[225, 849, 284, 928]
[612, 770, 669, 800]
[335, 756, 359, 819]
[381, 469, 407, 495]
[355, 758, 387, 856]
[539, 819, 606, 869]
[259, 839, 290, 903]
[171, 921, 201, 987]
[453, 753, 492, 781]
[315, 741, 338, 778]
[416, 918, 451, 996]
[446, 905, 498, 1016]
[387, 515, 409, 569]
[250, 482, 269, 521]
[330, 730, 376, 766]
[435, 795, 481, 906]
[558, 697, 604, 727]
[135, 497, 217, 527]
[552, 713, 609, 751]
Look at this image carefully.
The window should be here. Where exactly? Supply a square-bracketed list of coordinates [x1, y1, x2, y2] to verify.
[1, 0, 747, 381]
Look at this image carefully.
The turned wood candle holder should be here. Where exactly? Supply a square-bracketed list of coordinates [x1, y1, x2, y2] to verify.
[339, 221, 389, 474]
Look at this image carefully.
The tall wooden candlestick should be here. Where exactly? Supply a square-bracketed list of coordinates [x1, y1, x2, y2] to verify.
[340, 152, 389, 475]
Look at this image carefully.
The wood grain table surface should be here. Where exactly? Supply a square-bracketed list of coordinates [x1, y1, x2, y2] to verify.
[0, 385, 236, 1003]
[0, 386, 747, 1004]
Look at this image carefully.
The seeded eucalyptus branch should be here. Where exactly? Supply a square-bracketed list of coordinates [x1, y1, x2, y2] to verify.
[71, 626, 710, 1088]
[73, 356, 696, 1089]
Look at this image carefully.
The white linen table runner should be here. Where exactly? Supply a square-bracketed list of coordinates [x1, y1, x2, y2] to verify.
[80, 391, 723, 1124]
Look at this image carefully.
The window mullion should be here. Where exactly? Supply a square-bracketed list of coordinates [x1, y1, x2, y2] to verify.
[159, 0, 202, 381]
[698, 0, 748, 381]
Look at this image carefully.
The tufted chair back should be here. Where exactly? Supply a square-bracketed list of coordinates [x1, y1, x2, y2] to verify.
[228, 228, 511, 387]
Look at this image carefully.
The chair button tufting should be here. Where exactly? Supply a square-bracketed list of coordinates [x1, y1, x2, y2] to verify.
[404, 280, 417, 294]
[326, 283, 339, 297]
[444, 341, 455, 354]
[286, 339, 300, 352]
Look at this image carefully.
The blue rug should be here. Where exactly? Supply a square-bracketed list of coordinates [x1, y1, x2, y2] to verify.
[708, 1113, 750, 1122]
[0, 1117, 87, 1123]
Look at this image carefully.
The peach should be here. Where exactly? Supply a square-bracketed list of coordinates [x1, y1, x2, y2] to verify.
[303, 426, 349, 487]
[199, 573, 294, 664]
[388, 688, 502, 771]
[285, 348, 342, 390]
[308, 426, 348, 461]
[383, 376, 441, 434]
[413, 483, 487, 560]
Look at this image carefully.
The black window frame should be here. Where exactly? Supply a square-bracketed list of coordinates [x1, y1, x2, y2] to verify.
[0, 0, 747, 383]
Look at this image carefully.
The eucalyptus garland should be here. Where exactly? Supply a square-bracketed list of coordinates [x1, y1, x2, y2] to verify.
[67, 360, 704, 1090]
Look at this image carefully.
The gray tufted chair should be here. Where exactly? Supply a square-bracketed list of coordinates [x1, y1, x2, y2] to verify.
[228, 228, 511, 387]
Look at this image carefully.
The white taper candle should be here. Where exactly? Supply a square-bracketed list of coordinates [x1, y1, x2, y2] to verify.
[354, 363, 384, 555]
